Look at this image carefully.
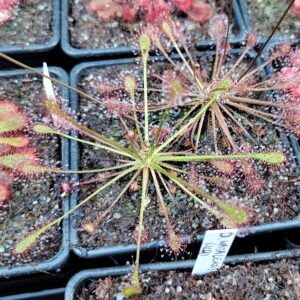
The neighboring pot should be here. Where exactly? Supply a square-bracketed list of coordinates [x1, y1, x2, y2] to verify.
[0, 67, 70, 278]
[1, 287, 65, 300]
[65, 250, 300, 299]
[61, 0, 246, 58]
[238, 0, 300, 46]
[0, 1, 60, 54]
[69, 53, 300, 260]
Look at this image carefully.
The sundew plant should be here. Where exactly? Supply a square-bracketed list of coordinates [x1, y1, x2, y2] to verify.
[136, 16, 300, 153]
[0, 39, 287, 297]
[87, 0, 213, 25]
[0, 0, 21, 24]
[0, 102, 36, 206]
[0, 0, 297, 297]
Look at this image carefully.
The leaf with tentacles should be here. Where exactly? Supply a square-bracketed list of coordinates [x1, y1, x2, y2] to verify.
[12, 35, 289, 298]
[135, 17, 300, 153]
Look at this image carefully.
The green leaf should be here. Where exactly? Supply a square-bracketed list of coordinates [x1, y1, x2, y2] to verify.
[123, 285, 142, 298]
[0, 102, 18, 118]
[152, 163, 248, 225]
[162, 22, 173, 38]
[33, 124, 58, 135]
[139, 34, 151, 64]
[0, 114, 27, 133]
[0, 137, 29, 147]
[0, 152, 36, 170]
[250, 152, 286, 164]
[214, 200, 248, 225]
[15, 227, 47, 254]
[124, 76, 136, 99]
[21, 165, 52, 174]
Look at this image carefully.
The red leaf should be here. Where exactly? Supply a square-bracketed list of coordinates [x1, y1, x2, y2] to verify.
[172, 0, 192, 11]
[0, 182, 10, 206]
[183, 0, 213, 24]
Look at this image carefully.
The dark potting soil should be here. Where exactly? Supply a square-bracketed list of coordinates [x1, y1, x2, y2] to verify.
[72, 54, 299, 252]
[248, 0, 300, 40]
[0, 74, 63, 268]
[0, 0, 52, 46]
[69, 0, 236, 50]
[76, 259, 300, 300]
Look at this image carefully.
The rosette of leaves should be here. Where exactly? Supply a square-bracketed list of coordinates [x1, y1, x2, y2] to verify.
[138, 9, 300, 152]
[0, 0, 21, 24]
[87, 0, 213, 25]
[0, 101, 37, 206]
[11, 35, 287, 298]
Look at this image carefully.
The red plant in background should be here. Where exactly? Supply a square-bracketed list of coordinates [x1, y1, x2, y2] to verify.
[172, 0, 213, 24]
[0, 101, 37, 206]
[276, 49, 300, 134]
[291, 0, 300, 16]
[208, 156, 264, 195]
[87, 0, 213, 25]
[0, 0, 21, 24]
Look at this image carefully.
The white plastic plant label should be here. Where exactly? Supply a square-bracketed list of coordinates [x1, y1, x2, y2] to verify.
[43, 62, 55, 101]
[192, 229, 238, 276]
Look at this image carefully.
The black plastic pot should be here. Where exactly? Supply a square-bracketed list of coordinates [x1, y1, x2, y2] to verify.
[0, 1, 60, 54]
[69, 53, 300, 260]
[61, 0, 246, 58]
[1, 287, 65, 300]
[238, 0, 300, 46]
[0, 67, 70, 278]
[65, 242, 300, 300]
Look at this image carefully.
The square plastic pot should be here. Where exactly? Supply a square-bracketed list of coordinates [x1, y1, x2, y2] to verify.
[61, 0, 246, 58]
[0, 1, 60, 54]
[68, 51, 300, 260]
[65, 243, 300, 300]
[0, 67, 70, 278]
[1, 288, 65, 300]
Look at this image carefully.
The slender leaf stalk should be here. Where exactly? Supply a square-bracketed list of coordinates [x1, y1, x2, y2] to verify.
[133, 167, 149, 287]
